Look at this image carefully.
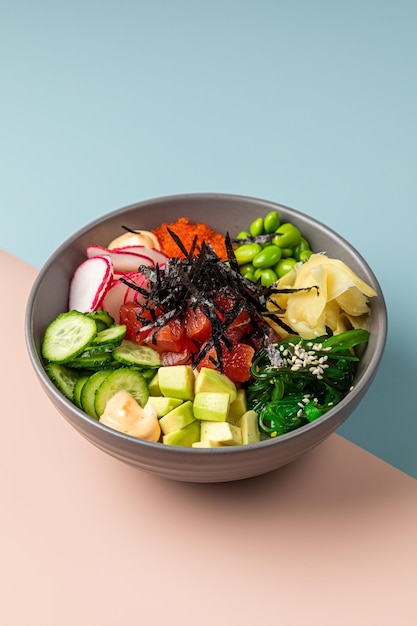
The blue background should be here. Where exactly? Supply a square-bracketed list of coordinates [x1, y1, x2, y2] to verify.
[1, 1, 416, 476]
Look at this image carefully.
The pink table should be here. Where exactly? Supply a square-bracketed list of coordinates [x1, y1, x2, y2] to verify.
[1, 249, 416, 625]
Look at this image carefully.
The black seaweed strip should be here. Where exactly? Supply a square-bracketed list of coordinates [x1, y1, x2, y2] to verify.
[166, 227, 197, 260]
[230, 233, 275, 245]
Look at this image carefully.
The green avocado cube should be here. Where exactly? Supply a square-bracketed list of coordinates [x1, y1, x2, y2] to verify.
[146, 396, 183, 417]
[227, 389, 247, 424]
[162, 420, 201, 447]
[192, 440, 224, 448]
[148, 372, 162, 396]
[199, 421, 242, 446]
[158, 365, 195, 401]
[194, 367, 237, 403]
[193, 392, 230, 422]
[238, 410, 260, 444]
[159, 401, 195, 435]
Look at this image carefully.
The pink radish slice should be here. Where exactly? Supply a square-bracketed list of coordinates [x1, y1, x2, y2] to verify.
[123, 272, 149, 306]
[69, 256, 113, 313]
[101, 279, 130, 323]
[111, 245, 169, 267]
[86, 245, 156, 273]
[101, 271, 150, 322]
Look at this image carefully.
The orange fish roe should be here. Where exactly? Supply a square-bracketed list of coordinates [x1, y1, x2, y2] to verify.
[152, 217, 227, 260]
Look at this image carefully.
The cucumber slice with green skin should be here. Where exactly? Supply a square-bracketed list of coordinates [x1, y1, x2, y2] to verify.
[140, 367, 160, 381]
[90, 318, 108, 332]
[80, 370, 113, 418]
[86, 310, 114, 329]
[47, 363, 81, 401]
[94, 368, 149, 417]
[73, 374, 90, 408]
[112, 340, 161, 368]
[92, 324, 127, 346]
[42, 311, 97, 363]
[65, 352, 114, 369]
[76, 343, 115, 358]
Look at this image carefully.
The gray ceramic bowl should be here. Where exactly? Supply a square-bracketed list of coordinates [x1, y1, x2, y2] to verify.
[25, 193, 387, 482]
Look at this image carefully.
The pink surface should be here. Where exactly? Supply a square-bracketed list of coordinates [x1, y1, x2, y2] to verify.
[2, 249, 416, 625]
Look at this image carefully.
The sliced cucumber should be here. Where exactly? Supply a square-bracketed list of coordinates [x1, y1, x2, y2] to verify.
[92, 324, 127, 346]
[78, 344, 115, 357]
[73, 374, 90, 408]
[113, 340, 161, 368]
[65, 352, 114, 369]
[42, 311, 97, 363]
[46, 363, 80, 401]
[80, 370, 113, 418]
[94, 368, 149, 417]
[86, 310, 115, 329]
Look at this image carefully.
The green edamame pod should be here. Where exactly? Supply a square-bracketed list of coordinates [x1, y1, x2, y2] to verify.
[299, 249, 313, 263]
[257, 268, 278, 287]
[234, 243, 262, 265]
[280, 247, 294, 258]
[273, 223, 301, 249]
[249, 217, 264, 237]
[275, 257, 297, 278]
[254, 267, 263, 281]
[236, 231, 251, 241]
[263, 211, 280, 234]
[252, 244, 282, 269]
[240, 263, 257, 282]
[294, 236, 311, 261]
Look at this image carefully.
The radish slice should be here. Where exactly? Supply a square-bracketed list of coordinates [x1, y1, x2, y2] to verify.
[101, 272, 149, 322]
[86, 245, 156, 273]
[111, 245, 169, 267]
[101, 279, 130, 322]
[69, 256, 113, 313]
[123, 272, 149, 306]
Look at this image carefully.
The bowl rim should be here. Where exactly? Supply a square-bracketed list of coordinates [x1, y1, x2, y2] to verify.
[25, 192, 388, 455]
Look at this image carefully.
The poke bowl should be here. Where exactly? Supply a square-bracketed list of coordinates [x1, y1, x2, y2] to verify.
[25, 193, 387, 482]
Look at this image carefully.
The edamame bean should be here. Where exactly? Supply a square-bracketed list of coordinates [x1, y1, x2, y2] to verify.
[258, 268, 278, 287]
[252, 244, 282, 269]
[275, 257, 297, 278]
[249, 217, 264, 237]
[294, 236, 311, 261]
[254, 268, 263, 281]
[280, 247, 294, 258]
[240, 262, 254, 275]
[272, 223, 301, 249]
[240, 263, 257, 282]
[236, 230, 251, 241]
[234, 242, 262, 265]
[299, 249, 313, 263]
[263, 211, 280, 234]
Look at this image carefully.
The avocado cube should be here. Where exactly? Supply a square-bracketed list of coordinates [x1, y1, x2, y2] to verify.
[148, 372, 162, 396]
[194, 367, 237, 403]
[146, 396, 183, 417]
[158, 365, 195, 401]
[193, 392, 230, 422]
[238, 410, 260, 444]
[227, 389, 247, 424]
[199, 421, 242, 446]
[159, 401, 195, 435]
[162, 420, 201, 447]
[192, 440, 224, 448]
